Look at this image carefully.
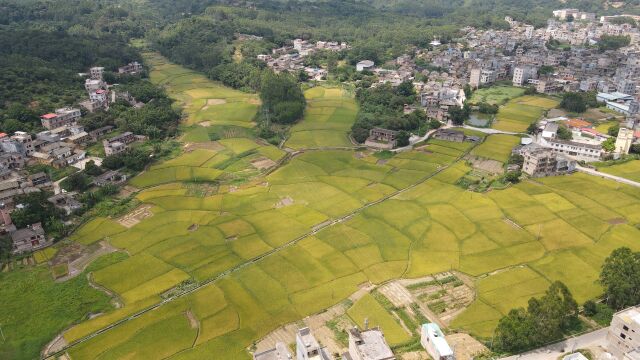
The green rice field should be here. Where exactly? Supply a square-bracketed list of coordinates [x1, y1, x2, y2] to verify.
[493, 95, 560, 133]
[285, 86, 358, 149]
[597, 160, 640, 183]
[470, 86, 525, 105]
[47, 57, 640, 360]
[470, 134, 520, 163]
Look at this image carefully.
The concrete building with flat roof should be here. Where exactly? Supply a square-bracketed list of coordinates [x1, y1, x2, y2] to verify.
[608, 306, 640, 359]
[343, 327, 395, 360]
[616, 128, 635, 155]
[296, 327, 331, 360]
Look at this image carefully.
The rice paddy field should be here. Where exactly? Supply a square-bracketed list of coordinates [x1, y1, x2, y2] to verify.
[469, 86, 525, 105]
[597, 160, 640, 182]
[50, 58, 640, 359]
[493, 95, 560, 133]
[470, 134, 521, 164]
[146, 52, 259, 128]
[285, 86, 358, 149]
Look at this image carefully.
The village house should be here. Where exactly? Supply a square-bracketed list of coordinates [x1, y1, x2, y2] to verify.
[365, 128, 399, 149]
[118, 61, 143, 75]
[296, 327, 331, 360]
[342, 326, 395, 360]
[433, 129, 465, 142]
[521, 145, 577, 177]
[90, 66, 105, 80]
[253, 342, 291, 360]
[40, 108, 81, 130]
[615, 127, 635, 155]
[11, 222, 50, 254]
[102, 132, 143, 156]
[47, 192, 82, 215]
[89, 126, 115, 141]
[421, 323, 455, 360]
[92, 170, 127, 187]
[0, 153, 25, 171]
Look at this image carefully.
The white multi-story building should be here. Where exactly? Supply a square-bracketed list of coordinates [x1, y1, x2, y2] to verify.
[296, 327, 331, 360]
[90, 66, 105, 80]
[343, 326, 395, 360]
[421, 324, 455, 360]
[513, 65, 537, 86]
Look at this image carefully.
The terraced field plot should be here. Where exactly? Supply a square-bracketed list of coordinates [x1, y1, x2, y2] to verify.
[285, 87, 358, 149]
[57, 57, 640, 360]
[146, 52, 259, 130]
[493, 95, 560, 133]
[470, 134, 520, 164]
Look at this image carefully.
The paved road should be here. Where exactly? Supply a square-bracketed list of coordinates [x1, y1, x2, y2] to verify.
[462, 125, 528, 136]
[576, 165, 640, 188]
[499, 328, 609, 360]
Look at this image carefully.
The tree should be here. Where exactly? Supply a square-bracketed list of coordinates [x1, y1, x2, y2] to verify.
[598, 35, 631, 52]
[396, 131, 410, 147]
[602, 137, 616, 152]
[527, 122, 539, 135]
[539, 65, 554, 75]
[396, 80, 416, 98]
[463, 84, 472, 99]
[84, 160, 103, 176]
[607, 124, 620, 137]
[259, 71, 306, 125]
[583, 300, 597, 317]
[504, 170, 521, 183]
[61, 172, 91, 191]
[599, 247, 640, 310]
[557, 126, 573, 140]
[449, 104, 470, 125]
[560, 93, 587, 113]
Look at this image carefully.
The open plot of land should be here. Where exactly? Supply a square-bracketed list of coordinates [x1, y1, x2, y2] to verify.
[470, 86, 525, 105]
[57, 57, 640, 360]
[493, 95, 560, 133]
[285, 87, 358, 149]
[470, 134, 520, 164]
[347, 293, 412, 345]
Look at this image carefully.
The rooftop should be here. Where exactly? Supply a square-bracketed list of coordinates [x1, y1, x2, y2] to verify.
[253, 342, 291, 360]
[350, 328, 394, 360]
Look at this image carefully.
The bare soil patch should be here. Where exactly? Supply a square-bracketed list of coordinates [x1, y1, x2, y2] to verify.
[251, 157, 277, 170]
[274, 196, 294, 208]
[467, 156, 504, 174]
[118, 204, 154, 228]
[608, 218, 627, 225]
[199, 121, 211, 127]
[446, 333, 488, 360]
[184, 141, 225, 152]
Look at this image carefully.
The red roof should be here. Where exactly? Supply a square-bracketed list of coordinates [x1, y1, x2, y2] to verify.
[95, 89, 106, 94]
[634, 130, 640, 139]
[566, 118, 592, 129]
[40, 113, 57, 119]
[0, 133, 7, 138]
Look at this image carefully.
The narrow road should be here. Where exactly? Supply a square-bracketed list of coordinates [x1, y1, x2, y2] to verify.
[499, 327, 609, 360]
[45, 139, 481, 359]
[462, 125, 528, 136]
[576, 165, 640, 188]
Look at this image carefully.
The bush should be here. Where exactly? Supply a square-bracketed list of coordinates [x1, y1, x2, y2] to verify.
[583, 300, 597, 316]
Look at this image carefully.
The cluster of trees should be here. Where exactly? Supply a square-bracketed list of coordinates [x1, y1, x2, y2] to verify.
[351, 82, 424, 143]
[10, 192, 67, 239]
[258, 72, 306, 125]
[560, 92, 598, 113]
[493, 281, 579, 353]
[598, 35, 631, 52]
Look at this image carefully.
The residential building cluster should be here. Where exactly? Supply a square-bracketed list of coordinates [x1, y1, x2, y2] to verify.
[254, 318, 457, 360]
[257, 38, 349, 80]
